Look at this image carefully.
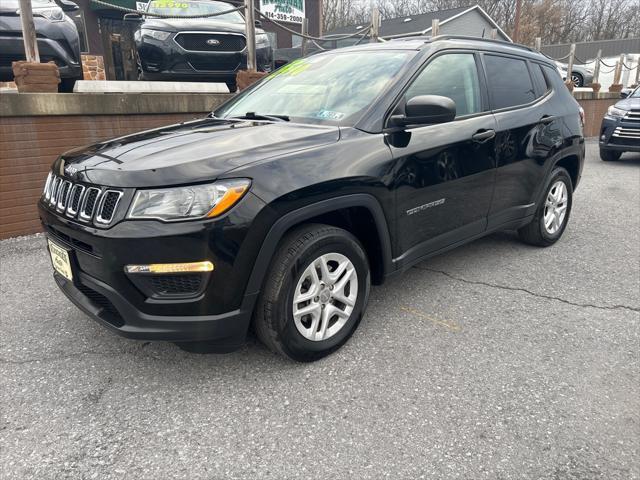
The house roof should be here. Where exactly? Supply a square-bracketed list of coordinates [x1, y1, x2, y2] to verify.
[324, 5, 511, 41]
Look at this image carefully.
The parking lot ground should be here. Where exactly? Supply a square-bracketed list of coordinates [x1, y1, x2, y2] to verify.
[1, 140, 639, 480]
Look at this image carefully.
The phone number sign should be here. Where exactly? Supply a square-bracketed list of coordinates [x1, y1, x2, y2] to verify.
[260, 0, 305, 24]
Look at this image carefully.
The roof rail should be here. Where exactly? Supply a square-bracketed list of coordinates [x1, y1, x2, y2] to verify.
[430, 34, 537, 53]
[389, 34, 537, 53]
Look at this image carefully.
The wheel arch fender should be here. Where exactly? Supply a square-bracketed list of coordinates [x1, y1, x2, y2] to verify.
[244, 194, 394, 298]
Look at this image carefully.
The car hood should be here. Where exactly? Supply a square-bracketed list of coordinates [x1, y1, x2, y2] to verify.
[55, 118, 340, 188]
[141, 18, 254, 34]
[616, 97, 640, 111]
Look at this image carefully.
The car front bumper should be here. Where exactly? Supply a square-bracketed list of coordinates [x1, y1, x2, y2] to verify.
[0, 35, 82, 81]
[599, 113, 640, 152]
[38, 192, 267, 349]
[136, 34, 273, 80]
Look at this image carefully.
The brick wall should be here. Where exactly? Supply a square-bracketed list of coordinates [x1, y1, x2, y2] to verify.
[0, 113, 203, 239]
[577, 97, 618, 137]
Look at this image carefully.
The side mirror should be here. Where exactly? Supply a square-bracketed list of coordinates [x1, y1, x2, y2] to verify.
[56, 0, 79, 11]
[255, 20, 262, 27]
[124, 12, 144, 22]
[620, 90, 630, 98]
[390, 95, 456, 127]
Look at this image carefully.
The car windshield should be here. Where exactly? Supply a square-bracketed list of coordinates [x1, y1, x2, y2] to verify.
[215, 50, 414, 126]
[631, 87, 640, 98]
[146, 0, 243, 22]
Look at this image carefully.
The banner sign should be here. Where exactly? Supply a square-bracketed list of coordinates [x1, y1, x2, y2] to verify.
[259, 0, 305, 25]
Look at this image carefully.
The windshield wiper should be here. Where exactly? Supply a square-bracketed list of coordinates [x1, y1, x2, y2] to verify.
[231, 112, 290, 122]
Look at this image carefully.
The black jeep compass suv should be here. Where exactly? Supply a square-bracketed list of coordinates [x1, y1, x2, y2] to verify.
[39, 37, 585, 361]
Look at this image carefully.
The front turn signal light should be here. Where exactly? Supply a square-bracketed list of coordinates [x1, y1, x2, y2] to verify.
[207, 183, 250, 218]
[125, 261, 214, 274]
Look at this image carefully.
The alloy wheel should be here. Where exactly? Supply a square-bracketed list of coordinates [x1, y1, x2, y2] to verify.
[571, 73, 582, 88]
[292, 252, 358, 342]
[543, 180, 568, 235]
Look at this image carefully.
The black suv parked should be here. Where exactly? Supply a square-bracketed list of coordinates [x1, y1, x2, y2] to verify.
[39, 36, 585, 361]
[128, 0, 273, 91]
[0, 0, 82, 91]
[599, 86, 640, 161]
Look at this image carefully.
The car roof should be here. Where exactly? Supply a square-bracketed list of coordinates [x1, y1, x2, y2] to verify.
[332, 35, 552, 64]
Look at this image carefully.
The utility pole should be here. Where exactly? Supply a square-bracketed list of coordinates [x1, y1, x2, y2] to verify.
[512, 0, 521, 43]
[18, 0, 40, 62]
[244, 0, 256, 71]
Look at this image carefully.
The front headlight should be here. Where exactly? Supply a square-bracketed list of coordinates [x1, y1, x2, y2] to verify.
[607, 105, 627, 118]
[33, 6, 65, 21]
[127, 179, 251, 222]
[256, 33, 270, 46]
[141, 28, 172, 41]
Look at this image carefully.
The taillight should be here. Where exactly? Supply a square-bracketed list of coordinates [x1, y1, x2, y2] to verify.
[579, 106, 585, 128]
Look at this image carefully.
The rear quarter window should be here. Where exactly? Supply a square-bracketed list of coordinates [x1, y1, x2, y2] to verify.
[541, 64, 566, 91]
[484, 55, 537, 110]
[530, 63, 549, 96]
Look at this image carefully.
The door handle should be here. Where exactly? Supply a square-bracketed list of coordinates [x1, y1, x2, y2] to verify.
[539, 115, 556, 125]
[472, 129, 496, 143]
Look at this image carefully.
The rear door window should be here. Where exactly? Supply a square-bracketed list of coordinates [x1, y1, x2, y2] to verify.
[484, 55, 537, 110]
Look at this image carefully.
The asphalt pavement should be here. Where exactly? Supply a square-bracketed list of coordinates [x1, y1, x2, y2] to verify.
[1, 140, 639, 479]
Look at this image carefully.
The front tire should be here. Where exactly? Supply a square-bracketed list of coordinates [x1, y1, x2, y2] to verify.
[600, 148, 621, 162]
[254, 224, 370, 362]
[518, 167, 573, 247]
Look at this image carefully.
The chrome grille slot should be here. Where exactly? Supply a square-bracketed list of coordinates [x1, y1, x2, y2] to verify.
[49, 177, 62, 206]
[80, 187, 101, 221]
[623, 111, 640, 123]
[56, 180, 72, 212]
[66, 184, 85, 217]
[42, 173, 124, 226]
[96, 190, 123, 224]
[43, 172, 53, 201]
[612, 126, 640, 139]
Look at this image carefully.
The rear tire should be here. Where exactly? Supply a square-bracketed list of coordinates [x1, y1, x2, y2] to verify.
[254, 224, 370, 362]
[600, 148, 621, 162]
[518, 167, 573, 247]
